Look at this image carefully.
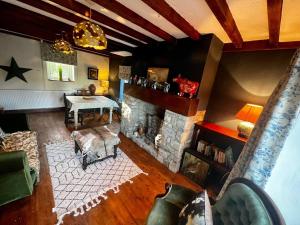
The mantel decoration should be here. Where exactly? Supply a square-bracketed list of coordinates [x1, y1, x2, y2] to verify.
[0, 57, 31, 83]
[173, 74, 199, 98]
[52, 31, 74, 55]
[73, 8, 107, 50]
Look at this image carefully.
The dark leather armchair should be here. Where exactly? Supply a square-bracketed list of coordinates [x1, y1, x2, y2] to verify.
[0, 151, 37, 206]
[146, 178, 285, 225]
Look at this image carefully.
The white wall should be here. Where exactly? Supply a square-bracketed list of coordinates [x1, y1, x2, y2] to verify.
[265, 115, 300, 225]
[0, 33, 109, 110]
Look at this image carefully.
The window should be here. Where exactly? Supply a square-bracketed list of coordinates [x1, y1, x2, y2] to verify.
[46, 61, 75, 81]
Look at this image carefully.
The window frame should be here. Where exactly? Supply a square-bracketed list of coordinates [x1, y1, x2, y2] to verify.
[45, 61, 76, 82]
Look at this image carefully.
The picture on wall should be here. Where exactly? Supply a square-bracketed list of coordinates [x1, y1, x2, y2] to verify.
[147, 67, 169, 83]
[180, 151, 210, 186]
[88, 67, 98, 80]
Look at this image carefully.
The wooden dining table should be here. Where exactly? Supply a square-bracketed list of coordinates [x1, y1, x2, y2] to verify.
[66, 96, 119, 129]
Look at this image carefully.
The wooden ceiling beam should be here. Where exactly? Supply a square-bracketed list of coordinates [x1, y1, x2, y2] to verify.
[16, 0, 143, 47]
[141, 0, 200, 40]
[267, 0, 283, 45]
[48, 0, 155, 44]
[205, 0, 243, 48]
[0, 1, 133, 55]
[223, 40, 300, 52]
[91, 0, 176, 42]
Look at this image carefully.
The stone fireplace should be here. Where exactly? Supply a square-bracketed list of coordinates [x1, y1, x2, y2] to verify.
[121, 94, 200, 172]
[120, 35, 223, 173]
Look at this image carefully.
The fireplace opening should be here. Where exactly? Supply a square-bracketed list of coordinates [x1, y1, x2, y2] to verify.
[133, 104, 165, 152]
[145, 108, 165, 145]
[121, 94, 197, 172]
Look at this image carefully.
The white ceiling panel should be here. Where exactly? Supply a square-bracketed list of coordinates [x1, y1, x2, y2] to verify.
[116, 0, 186, 39]
[2, 0, 136, 47]
[166, 0, 230, 43]
[227, 0, 269, 41]
[280, 0, 300, 42]
[76, 0, 168, 41]
[44, 0, 144, 44]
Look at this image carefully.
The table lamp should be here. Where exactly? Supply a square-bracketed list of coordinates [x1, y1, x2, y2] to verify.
[235, 103, 263, 138]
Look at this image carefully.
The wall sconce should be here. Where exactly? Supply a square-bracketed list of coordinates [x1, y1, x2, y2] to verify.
[235, 103, 263, 138]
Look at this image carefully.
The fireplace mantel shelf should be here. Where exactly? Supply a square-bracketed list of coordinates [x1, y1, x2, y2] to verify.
[124, 84, 199, 116]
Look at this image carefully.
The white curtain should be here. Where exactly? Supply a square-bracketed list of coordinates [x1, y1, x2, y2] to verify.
[61, 63, 75, 82]
[46, 61, 60, 81]
[218, 49, 300, 197]
[46, 61, 75, 81]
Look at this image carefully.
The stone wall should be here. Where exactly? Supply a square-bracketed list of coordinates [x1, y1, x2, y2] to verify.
[158, 111, 195, 172]
[121, 94, 201, 172]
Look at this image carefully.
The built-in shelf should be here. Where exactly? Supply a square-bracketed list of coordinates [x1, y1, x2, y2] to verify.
[197, 122, 247, 143]
[184, 148, 230, 174]
[181, 122, 247, 197]
[124, 84, 199, 117]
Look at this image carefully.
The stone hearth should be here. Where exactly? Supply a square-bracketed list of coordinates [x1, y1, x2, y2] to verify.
[121, 94, 199, 172]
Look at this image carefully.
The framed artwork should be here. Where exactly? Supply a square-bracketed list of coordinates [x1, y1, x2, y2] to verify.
[118, 65, 131, 80]
[88, 67, 98, 80]
[180, 150, 210, 186]
[147, 67, 169, 83]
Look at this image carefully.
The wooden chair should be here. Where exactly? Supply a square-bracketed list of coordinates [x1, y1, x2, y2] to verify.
[63, 93, 84, 127]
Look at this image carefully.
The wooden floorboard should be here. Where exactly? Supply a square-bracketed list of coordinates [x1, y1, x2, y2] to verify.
[0, 111, 201, 225]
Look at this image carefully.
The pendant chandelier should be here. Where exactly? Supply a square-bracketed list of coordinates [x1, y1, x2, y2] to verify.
[73, 8, 107, 50]
[52, 31, 74, 54]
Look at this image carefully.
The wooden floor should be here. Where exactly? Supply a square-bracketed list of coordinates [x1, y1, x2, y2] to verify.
[0, 111, 201, 225]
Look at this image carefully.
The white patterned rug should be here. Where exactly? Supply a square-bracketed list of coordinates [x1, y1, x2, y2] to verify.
[45, 140, 147, 225]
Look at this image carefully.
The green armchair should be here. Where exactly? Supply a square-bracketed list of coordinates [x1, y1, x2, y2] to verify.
[146, 178, 285, 225]
[0, 151, 37, 206]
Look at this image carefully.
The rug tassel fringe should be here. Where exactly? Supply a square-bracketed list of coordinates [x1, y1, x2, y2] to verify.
[55, 212, 71, 225]
[113, 186, 120, 193]
[53, 177, 142, 225]
[100, 193, 108, 199]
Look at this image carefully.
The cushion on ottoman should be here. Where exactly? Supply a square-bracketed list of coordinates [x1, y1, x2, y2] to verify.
[93, 126, 120, 146]
[106, 122, 121, 134]
[72, 128, 105, 154]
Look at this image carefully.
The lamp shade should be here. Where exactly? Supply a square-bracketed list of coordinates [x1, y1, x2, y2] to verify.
[73, 21, 107, 50]
[236, 103, 263, 123]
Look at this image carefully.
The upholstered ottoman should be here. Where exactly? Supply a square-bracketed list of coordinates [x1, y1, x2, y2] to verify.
[71, 123, 120, 170]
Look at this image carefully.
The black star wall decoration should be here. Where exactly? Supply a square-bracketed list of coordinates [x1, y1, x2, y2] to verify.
[0, 57, 32, 83]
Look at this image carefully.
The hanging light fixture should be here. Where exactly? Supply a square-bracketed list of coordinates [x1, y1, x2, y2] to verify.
[52, 31, 74, 54]
[73, 8, 107, 50]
